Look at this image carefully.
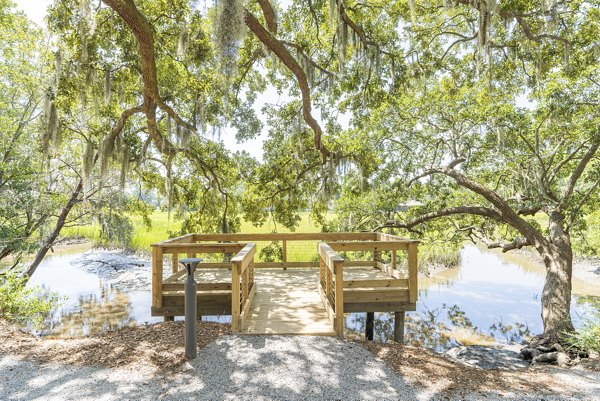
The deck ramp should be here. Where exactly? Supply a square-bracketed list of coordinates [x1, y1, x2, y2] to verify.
[242, 269, 336, 335]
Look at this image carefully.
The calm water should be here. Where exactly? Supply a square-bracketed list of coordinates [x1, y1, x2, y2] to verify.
[28, 244, 599, 345]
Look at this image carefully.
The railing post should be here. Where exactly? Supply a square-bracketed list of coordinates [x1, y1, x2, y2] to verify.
[334, 259, 344, 338]
[151, 245, 163, 309]
[282, 240, 287, 270]
[408, 242, 418, 303]
[231, 260, 241, 332]
[391, 250, 397, 270]
[172, 252, 179, 274]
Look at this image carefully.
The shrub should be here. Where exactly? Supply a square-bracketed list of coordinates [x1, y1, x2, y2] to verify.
[0, 272, 60, 329]
[564, 320, 600, 354]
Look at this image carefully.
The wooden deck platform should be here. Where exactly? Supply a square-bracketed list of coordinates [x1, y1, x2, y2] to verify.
[242, 269, 335, 335]
[150, 233, 419, 338]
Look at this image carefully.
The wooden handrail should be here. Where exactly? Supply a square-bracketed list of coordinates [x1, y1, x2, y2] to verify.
[327, 240, 413, 252]
[318, 243, 344, 274]
[231, 243, 257, 332]
[157, 243, 247, 254]
[318, 243, 344, 337]
[231, 243, 256, 273]
[189, 232, 378, 243]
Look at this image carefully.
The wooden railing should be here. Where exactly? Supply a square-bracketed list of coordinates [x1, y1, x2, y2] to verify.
[151, 240, 246, 310]
[317, 234, 419, 338]
[318, 243, 344, 337]
[151, 232, 418, 336]
[230, 243, 256, 331]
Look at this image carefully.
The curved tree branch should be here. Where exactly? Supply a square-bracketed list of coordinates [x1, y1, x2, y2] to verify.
[244, 8, 331, 160]
[374, 205, 504, 232]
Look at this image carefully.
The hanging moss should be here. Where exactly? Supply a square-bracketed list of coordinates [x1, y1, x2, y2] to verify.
[215, 0, 245, 74]
[82, 140, 95, 184]
[120, 147, 129, 191]
[178, 24, 190, 58]
[104, 69, 112, 105]
[99, 135, 115, 180]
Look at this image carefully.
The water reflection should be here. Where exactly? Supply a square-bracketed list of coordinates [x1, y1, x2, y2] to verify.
[345, 245, 600, 350]
[27, 243, 600, 343]
[45, 284, 135, 337]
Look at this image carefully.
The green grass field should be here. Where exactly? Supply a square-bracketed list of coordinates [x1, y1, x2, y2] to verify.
[62, 211, 330, 252]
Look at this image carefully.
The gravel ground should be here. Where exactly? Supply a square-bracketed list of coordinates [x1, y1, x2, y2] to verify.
[2, 334, 600, 400]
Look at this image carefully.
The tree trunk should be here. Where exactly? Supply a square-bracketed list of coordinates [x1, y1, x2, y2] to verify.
[22, 179, 83, 280]
[539, 211, 575, 339]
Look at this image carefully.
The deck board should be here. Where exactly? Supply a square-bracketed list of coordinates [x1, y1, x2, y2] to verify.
[242, 269, 336, 335]
[161, 267, 408, 334]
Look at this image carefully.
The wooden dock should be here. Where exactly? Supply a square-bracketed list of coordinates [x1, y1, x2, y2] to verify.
[150, 233, 418, 339]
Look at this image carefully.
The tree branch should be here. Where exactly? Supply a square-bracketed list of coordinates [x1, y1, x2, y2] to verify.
[244, 8, 332, 160]
[374, 205, 504, 232]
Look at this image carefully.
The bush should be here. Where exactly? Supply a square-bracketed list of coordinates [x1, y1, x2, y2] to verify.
[564, 297, 600, 353]
[564, 322, 600, 353]
[0, 272, 60, 329]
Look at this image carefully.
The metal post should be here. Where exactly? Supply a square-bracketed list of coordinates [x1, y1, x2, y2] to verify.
[366, 312, 374, 341]
[180, 257, 202, 360]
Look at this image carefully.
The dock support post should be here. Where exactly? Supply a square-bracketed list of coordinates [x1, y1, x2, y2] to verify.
[365, 312, 374, 341]
[164, 316, 174, 322]
[394, 311, 405, 344]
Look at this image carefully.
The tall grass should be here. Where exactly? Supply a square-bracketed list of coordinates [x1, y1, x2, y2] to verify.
[61, 211, 326, 252]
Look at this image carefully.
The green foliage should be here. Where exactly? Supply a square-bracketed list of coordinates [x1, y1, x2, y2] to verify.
[0, 272, 60, 329]
[564, 297, 600, 353]
[258, 241, 283, 262]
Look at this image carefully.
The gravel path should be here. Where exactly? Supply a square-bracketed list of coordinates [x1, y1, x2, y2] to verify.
[1, 335, 599, 400]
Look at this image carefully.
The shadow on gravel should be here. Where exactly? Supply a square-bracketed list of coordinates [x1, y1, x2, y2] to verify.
[180, 335, 421, 400]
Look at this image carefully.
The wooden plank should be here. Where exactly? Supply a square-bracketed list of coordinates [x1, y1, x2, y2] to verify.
[231, 263, 240, 332]
[256, 261, 320, 268]
[171, 253, 179, 274]
[377, 233, 420, 243]
[318, 282, 335, 324]
[231, 243, 256, 274]
[163, 293, 232, 307]
[162, 282, 232, 291]
[344, 302, 416, 313]
[343, 288, 409, 303]
[408, 242, 418, 303]
[151, 233, 195, 246]
[318, 243, 344, 273]
[282, 240, 287, 270]
[193, 232, 378, 242]
[239, 282, 256, 330]
[161, 243, 246, 254]
[243, 269, 335, 336]
[151, 246, 163, 308]
[152, 303, 231, 316]
[343, 279, 408, 288]
[334, 259, 344, 338]
[327, 241, 409, 252]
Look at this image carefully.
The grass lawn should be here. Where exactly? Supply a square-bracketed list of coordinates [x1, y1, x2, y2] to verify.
[62, 211, 332, 253]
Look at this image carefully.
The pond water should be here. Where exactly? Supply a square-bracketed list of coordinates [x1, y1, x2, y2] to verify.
[27, 243, 599, 348]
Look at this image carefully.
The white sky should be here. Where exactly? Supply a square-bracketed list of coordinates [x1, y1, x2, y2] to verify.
[14, 0, 52, 26]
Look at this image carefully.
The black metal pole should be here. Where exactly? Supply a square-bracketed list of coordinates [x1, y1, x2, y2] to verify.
[184, 262, 197, 360]
[365, 312, 374, 341]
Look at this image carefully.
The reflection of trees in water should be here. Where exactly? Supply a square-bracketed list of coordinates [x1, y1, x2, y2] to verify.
[575, 295, 600, 318]
[345, 304, 531, 351]
[48, 283, 134, 337]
